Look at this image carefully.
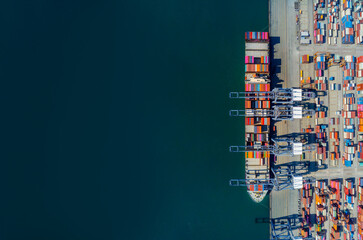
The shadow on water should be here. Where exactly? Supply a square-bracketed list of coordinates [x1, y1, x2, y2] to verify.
[255, 214, 302, 229]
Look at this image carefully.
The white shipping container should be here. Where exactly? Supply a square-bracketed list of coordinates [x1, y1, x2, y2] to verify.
[328, 37, 331, 45]
[359, 63, 363, 69]
[347, 8, 352, 16]
[329, 29, 333, 37]
[301, 31, 309, 37]
[334, 37, 337, 44]
[344, 104, 353, 111]
[346, 55, 353, 62]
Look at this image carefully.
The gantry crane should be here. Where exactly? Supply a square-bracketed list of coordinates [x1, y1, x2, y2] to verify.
[230, 164, 316, 191]
[229, 88, 315, 104]
[229, 138, 316, 156]
[229, 106, 315, 120]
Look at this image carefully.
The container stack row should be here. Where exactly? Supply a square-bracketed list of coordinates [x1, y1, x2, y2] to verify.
[343, 178, 356, 240]
[327, 0, 340, 45]
[314, 0, 326, 44]
[316, 124, 328, 163]
[329, 180, 341, 237]
[344, 56, 356, 80]
[341, 1, 355, 44]
[358, 178, 363, 239]
[301, 183, 313, 231]
[354, 1, 363, 44]
[244, 32, 269, 41]
[344, 179, 355, 207]
[245, 64, 269, 73]
[247, 184, 266, 192]
[315, 55, 326, 77]
[357, 56, 363, 82]
[315, 180, 328, 235]
[343, 93, 356, 167]
[244, 56, 270, 64]
[329, 128, 340, 166]
[245, 100, 271, 109]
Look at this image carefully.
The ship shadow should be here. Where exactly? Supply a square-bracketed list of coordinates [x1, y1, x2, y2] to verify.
[269, 36, 283, 88]
[255, 213, 302, 228]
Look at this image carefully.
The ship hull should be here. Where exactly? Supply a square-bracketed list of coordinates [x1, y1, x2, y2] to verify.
[248, 190, 268, 203]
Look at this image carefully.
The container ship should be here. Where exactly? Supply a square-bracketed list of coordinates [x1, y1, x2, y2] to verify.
[244, 32, 270, 203]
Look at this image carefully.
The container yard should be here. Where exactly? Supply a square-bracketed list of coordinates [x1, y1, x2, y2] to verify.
[267, 0, 363, 239]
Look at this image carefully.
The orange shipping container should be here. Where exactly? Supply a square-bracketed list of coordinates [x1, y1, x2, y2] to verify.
[359, 125, 363, 132]
[358, 84, 363, 91]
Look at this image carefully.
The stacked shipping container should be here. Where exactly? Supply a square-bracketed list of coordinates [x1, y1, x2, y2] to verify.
[354, 1, 363, 44]
[301, 183, 313, 229]
[344, 179, 355, 207]
[342, 91, 356, 166]
[344, 55, 356, 78]
[327, 0, 340, 44]
[358, 56, 363, 82]
[315, 180, 328, 235]
[314, 0, 326, 44]
[300, 54, 310, 64]
[342, 6, 355, 44]
[358, 178, 363, 239]
[315, 55, 326, 77]
[244, 32, 269, 41]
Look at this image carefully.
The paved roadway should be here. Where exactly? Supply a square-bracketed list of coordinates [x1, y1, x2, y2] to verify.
[269, 0, 301, 238]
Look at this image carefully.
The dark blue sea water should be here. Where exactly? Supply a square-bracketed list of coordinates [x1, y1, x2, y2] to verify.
[0, 0, 269, 239]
